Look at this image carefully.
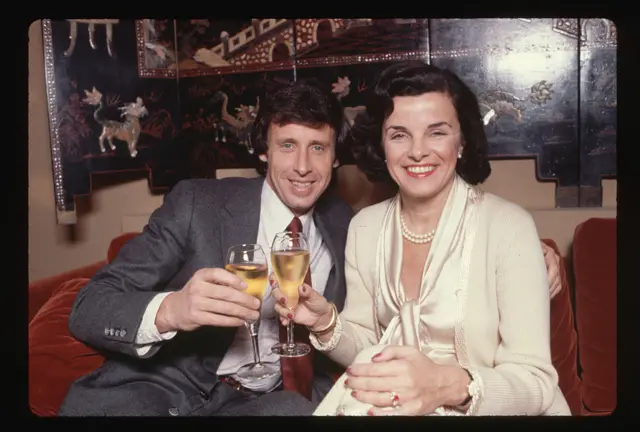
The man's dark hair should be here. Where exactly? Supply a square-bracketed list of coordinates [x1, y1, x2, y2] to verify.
[351, 61, 491, 185]
[250, 78, 351, 175]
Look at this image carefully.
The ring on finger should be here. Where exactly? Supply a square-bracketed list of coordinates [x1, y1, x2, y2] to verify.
[388, 391, 400, 408]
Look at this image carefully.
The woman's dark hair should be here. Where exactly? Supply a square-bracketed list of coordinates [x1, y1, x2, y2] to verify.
[250, 78, 351, 176]
[351, 61, 491, 185]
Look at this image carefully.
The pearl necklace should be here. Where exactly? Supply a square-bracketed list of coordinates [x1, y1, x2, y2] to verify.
[400, 213, 436, 244]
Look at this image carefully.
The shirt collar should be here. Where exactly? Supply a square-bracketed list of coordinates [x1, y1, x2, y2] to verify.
[261, 180, 313, 242]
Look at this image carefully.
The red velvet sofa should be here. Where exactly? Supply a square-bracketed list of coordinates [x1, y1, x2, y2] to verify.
[28, 218, 616, 416]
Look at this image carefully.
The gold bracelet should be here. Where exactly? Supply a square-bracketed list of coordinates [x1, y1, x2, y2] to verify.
[308, 302, 337, 335]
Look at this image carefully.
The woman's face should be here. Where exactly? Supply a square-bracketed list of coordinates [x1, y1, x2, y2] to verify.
[382, 92, 462, 202]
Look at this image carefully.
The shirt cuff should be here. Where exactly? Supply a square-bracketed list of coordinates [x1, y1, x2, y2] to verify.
[133, 292, 178, 356]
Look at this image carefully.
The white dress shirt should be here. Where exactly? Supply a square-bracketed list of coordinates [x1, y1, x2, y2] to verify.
[133, 180, 333, 392]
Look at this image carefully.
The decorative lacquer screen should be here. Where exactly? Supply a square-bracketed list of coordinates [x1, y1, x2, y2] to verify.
[42, 19, 616, 223]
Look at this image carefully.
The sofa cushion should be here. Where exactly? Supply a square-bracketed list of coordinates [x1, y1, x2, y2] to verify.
[29, 278, 105, 416]
[572, 218, 616, 414]
[542, 239, 582, 415]
[28, 261, 106, 323]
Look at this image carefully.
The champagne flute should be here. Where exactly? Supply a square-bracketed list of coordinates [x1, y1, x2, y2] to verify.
[270, 232, 312, 357]
[225, 244, 280, 380]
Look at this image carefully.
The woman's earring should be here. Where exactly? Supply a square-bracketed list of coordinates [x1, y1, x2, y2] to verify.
[457, 150, 462, 159]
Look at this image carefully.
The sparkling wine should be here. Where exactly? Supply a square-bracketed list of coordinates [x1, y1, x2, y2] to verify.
[225, 263, 268, 300]
[271, 250, 310, 310]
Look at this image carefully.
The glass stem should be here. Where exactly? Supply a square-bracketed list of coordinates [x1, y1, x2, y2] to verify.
[246, 320, 262, 365]
[287, 320, 295, 347]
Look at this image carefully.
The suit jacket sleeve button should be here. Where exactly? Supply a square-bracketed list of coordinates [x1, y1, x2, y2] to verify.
[168, 407, 179, 416]
[121, 329, 127, 337]
[104, 328, 109, 335]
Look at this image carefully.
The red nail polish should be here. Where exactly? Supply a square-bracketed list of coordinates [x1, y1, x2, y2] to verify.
[350, 390, 357, 397]
[346, 367, 352, 374]
[392, 394, 399, 402]
[287, 313, 294, 319]
[372, 353, 382, 360]
[344, 379, 349, 386]
[367, 409, 375, 416]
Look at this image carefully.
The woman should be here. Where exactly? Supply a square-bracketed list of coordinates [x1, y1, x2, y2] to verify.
[272, 61, 571, 416]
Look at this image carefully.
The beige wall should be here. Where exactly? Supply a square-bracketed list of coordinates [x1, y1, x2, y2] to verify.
[28, 21, 617, 282]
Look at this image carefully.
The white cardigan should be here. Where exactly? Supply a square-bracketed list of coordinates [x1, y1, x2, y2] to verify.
[317, 192, 571, 416]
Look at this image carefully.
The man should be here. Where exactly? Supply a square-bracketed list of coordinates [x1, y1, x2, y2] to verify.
[59, 80, 562, 417]
[59, 80, 353, 416]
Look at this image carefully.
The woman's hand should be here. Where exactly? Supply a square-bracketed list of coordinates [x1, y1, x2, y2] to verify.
[345, 346, 470, 416]
[270, 274, 333, 330]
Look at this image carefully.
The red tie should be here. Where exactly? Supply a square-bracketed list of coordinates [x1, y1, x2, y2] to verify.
[278, 216, 315, 400]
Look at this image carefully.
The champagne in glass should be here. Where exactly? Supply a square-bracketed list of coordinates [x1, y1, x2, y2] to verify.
[271, 231, 298, 310]
[224, 263, 268, 304]
[272, 249, 310, 311]
[270, 232, 312, 357]
[225, 244, 279, 380]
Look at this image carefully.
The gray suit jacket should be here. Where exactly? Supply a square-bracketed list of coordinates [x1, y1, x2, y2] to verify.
[60, 177, 353, 416]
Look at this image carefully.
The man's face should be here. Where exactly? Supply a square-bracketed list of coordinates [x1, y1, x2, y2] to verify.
[260, 122, 339, 216]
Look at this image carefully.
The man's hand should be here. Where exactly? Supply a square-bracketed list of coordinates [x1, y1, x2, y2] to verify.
[155, 267, 261, 333]
[541, 241, 562, 300]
